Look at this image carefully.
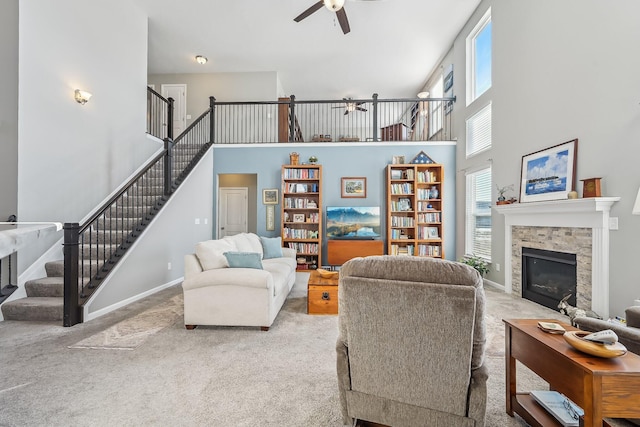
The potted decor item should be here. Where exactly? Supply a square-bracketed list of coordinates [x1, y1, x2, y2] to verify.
[459, 254, 490, 277]
[496, 184, 515, 204]
[308, 155, 318, 164]
[289, 152, 299, 165]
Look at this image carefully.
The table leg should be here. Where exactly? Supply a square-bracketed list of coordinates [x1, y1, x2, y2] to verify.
[505, 324, 516, 416]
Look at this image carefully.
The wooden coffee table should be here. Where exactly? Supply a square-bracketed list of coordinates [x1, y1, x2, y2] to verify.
[504, 318, 640, 426]
[307, 270, 338, 315]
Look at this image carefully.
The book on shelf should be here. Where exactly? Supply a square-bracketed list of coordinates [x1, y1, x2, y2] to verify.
[530, 390, 583, 427]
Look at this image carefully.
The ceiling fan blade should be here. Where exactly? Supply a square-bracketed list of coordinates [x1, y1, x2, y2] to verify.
[294, 1, 324, 22]
[344, 110, 349, 115]
[336, 8, 351, 34]
[356, 107, 368, 112]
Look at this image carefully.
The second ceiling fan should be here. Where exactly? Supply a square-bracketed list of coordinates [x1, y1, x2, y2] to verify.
[294, 0, 351, 35]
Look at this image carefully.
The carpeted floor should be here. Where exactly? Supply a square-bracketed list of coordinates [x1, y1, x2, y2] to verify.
[0, 274, 632, 426]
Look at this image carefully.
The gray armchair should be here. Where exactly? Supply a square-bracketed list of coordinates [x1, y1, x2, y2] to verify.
[336, 256, 488, 427]
[574, 306, 640, 355]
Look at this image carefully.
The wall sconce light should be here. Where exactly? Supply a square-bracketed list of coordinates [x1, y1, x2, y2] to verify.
[74, 89, 92, 105]
[633, 186, 640, 215]
[195, 55, 208, 65]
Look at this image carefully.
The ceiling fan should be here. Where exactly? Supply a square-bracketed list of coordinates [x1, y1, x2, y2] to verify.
[332, 98, 368, 115]
[294, 0, 351, 35]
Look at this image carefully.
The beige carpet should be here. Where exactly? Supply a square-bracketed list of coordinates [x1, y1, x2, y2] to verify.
[1, 274, 636, 426]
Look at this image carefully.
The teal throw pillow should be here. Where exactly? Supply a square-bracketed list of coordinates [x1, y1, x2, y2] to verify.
[260, 236, 283, 259]
[223, 252, 263, 269]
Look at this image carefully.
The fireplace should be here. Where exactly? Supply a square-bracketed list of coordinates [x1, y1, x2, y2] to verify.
[522, 247, 577, 311]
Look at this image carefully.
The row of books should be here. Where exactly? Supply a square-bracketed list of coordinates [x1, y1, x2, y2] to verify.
[390, 183, 414, 194]
[285, 183, 318, 193]
[390, 229, 414, 240]
[390, 216, 415, 227]
[282, 228, 319, 239]
[417, 244, 442, 256]
[418, 212, 441, 222]
[417, 170, 438, 183]
[286, 242, 319, 254]
[417, 226, 440, 239]
[284, 198, 317, 208]
[283, 169, 319, 179]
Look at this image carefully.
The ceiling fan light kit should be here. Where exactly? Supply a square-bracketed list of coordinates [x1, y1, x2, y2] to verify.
[324, 0, 345, 11]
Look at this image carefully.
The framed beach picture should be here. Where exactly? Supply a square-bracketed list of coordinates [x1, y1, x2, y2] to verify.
[341, 177, 367, 198]
[262, 188, 279, 205]
[519, 139, 578, 203]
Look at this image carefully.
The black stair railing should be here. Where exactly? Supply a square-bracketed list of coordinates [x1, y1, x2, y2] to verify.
[63, 97, 214, 326]
[146, 87, 174, 140]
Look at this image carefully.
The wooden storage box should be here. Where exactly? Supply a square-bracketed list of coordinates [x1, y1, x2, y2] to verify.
[307, 270, 339, 315]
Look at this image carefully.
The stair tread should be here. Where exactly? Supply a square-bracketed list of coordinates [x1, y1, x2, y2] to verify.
[2, 297, 63, 321]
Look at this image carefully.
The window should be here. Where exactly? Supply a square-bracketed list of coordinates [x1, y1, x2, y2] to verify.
[429, 76, 443, 138]
[465, 167, 492, 260]
[466, 8, 492, 105]
[466, 102, 492, 157]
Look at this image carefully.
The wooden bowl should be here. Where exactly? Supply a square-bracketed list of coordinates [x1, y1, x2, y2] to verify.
[563, 331, 627, 358]
[316, 268, 339, 279]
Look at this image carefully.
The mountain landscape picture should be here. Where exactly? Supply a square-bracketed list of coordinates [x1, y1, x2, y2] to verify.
[326, 206, 381, 239]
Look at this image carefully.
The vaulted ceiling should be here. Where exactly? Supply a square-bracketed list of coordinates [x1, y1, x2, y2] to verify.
[134, 0, 481, 99]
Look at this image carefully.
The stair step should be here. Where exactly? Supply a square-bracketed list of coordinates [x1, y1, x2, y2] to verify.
[45, 260, 64, 277]
[96, 216, 143, 229]
[1, 297, 63, 321]
[80, 243, 119, 258]
[25, 277, 64, 297]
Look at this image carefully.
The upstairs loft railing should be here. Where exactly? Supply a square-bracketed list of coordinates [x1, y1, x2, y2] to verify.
[211, 94, 456, 144]
[62, 92, 452, 326]
[147, 87, 174, 140]
[63, 99, 214, 326]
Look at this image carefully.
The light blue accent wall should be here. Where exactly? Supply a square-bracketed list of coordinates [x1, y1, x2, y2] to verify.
[213, 142, 457, 263]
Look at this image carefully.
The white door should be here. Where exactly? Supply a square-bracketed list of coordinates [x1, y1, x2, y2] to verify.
[218, 187, 248, 238]
[161, 84, 187, 138]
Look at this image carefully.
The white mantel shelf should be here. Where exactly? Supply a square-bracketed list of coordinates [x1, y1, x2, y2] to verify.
[494, 197, 620, 318]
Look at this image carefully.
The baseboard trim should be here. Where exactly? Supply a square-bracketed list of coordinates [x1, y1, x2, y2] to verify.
[84, 278, 183, 323]
[483, 278, 504, 291]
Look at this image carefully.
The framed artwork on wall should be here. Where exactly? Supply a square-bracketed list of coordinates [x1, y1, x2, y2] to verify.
[341, 177, 367, 198]
[262, 188, 279, 205]
[519, 139, 578, 203]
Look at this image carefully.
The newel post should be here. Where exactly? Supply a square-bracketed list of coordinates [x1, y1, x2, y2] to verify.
[289, 95, 296, 142]
[164, 138, 174, 196]
[167, 97, 175, 141]
[63, 222, 81, 327]
[209, 96, 216, 143]
[372, 93, 379, 142]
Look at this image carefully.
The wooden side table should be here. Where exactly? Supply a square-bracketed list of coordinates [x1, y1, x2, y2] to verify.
[504, 318, 640, 426]
[307, 270, 338, 315]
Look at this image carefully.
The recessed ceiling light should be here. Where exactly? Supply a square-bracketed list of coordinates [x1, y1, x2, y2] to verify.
[195, 55, 208, 65]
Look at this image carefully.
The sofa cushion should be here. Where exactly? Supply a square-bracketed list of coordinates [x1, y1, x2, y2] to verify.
[224, 233, 264, 258]
[195, 239, 235, 270]
[626, 306, 640, 328]
[260, 236, 283, 259]
[224, 251, 263, 269]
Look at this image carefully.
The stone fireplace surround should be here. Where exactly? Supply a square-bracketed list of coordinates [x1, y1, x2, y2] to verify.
[495, 197, 620, 319]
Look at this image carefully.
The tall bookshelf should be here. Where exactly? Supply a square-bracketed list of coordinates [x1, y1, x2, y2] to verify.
[386, 164, 444, 258]
[281, 164, 322, 270]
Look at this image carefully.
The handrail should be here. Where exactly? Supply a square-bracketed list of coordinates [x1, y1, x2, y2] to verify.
[146, 87, 174, 140]
[64, 104, 213, 326]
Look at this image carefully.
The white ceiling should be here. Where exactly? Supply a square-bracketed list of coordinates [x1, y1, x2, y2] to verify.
[135, 0, 481, 100]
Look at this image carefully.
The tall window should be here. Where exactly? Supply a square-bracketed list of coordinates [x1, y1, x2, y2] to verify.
[466, 102, 492, 157]
[465, 167, 492, 260]
[466, 8, 492, 105]
[429, 76, 443, 138]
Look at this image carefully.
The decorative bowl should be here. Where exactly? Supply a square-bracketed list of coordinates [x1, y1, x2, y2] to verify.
[316, 268, 339, 279]
[563, 331, 627, 358]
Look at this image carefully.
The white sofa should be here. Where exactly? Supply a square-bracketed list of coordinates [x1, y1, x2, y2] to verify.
[183, 232, 297, 331]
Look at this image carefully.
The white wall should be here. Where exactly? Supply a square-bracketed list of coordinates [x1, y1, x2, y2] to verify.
[0, 0, 18, 221]
[17, 0, 157, 269]
[147, 71, 281, 128]
[440, 0, 640, 317]
[86, 149, 214, 318]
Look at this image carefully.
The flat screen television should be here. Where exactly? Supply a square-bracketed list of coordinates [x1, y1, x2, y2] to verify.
[326, 206, 381, 239]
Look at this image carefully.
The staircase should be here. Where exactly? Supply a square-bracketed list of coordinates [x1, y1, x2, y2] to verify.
[1, 163, 167, 322]
[1, 93, 214, 325]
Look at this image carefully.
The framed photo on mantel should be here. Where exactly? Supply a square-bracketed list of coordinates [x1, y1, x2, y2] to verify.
[519, 139, 578, 203]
